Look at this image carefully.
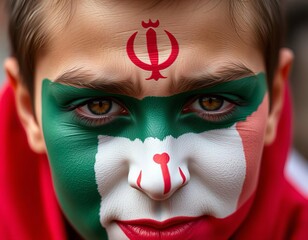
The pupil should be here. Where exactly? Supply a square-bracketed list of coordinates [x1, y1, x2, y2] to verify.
[88, 100, 111, 115]
[199, 96, 223, 111]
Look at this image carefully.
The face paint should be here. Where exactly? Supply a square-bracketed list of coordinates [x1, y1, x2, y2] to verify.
[126, 20, 179, 81]
[153, 153, 172, 194]
[42, 73, 267, 239]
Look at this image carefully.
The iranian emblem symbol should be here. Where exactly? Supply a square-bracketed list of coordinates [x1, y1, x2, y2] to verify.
[126, 20, 179, 81]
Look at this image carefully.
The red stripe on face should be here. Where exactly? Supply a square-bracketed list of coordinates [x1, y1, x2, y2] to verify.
[153, 153, 171, 194]
[179, 167, 186, 185]
[137, 171, 142, 189]
[236, 94, 269, 208]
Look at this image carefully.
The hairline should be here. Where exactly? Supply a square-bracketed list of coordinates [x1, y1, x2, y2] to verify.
[7, 0, 282, 99]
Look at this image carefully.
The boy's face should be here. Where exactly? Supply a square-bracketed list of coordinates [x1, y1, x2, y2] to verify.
[33, 1, 269, 239]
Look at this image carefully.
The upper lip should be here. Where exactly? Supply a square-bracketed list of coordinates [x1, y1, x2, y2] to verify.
[117, 216, 201, 229]
[117, 216, 205, 240]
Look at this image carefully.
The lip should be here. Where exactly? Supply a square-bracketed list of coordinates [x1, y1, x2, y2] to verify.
[117, 217, 203, 240]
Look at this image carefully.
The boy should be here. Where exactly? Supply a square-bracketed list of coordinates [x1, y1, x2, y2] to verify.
[1, 0, 307, 239]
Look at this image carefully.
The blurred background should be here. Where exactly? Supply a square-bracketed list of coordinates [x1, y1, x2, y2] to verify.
[0, 1, 307, 162]
[0, 0, 8, 84]
[285, 0, 308, 163]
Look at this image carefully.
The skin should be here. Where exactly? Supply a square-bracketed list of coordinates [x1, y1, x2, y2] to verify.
[5, 0, 293, 239]
[40, 74, 266, 239]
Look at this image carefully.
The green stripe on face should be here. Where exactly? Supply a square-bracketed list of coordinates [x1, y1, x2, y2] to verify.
[42, 92, 108, 238]
[41, 73, 267, 239]
[43, 73, 267, 142]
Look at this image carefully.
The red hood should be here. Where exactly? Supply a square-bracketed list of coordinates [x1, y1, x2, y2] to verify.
[235, 82, 308, 238]
[0, 82, 66, 240]
[0, 80, 307, 239]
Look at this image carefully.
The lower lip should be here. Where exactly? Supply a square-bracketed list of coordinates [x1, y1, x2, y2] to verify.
[117, 217, 203, 240]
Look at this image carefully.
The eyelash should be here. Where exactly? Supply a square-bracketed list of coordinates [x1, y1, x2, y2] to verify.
[69, 98, 128, 127]
[194, 106, 236, 122]
[72, 113, 115, 127]
[183, 95, 237, 122]
[70, 95, 238, 127]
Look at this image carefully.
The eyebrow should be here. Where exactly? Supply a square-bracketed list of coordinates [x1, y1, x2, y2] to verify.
[53, 63, 256, 97]
[169, 63, 256, 94]
[53, 68, 142, 96]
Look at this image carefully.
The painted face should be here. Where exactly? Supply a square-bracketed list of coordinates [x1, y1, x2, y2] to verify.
[34, 1, 269, 239]
[42, 73, 268, 239]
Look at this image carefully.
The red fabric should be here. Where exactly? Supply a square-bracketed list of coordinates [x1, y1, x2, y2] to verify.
[0, 82, 66, 240]
[233, 82, 308, 239]
[0, 80, 307, 239]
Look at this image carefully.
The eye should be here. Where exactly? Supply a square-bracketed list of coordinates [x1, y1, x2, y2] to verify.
[87, 99, 112, 115]
[74, 98, 128, 126]
[184, 95, 236, 122]
[199, 96, 224, 111]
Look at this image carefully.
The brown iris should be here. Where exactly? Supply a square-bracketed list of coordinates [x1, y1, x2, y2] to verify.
[199, 96, 223, 111]
[87, 100, 112, 115]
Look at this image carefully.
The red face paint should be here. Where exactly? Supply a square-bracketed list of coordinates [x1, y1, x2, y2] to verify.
[137, 170, 142, 189]
[126, 20, 179, 81]
[153, 152, 171, 194]
[179, 167, 186, 185]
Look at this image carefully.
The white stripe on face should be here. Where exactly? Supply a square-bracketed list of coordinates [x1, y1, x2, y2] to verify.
[94, 124, 246, 227]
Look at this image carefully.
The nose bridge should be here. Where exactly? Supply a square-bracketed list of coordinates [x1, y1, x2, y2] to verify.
[136, 97, 177, 140]
[128, 138, 190, 200]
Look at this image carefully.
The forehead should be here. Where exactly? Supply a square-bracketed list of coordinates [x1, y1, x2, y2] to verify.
[36, 0, 264, 97]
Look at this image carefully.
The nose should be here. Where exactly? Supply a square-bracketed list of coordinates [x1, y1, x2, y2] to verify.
[128, 151, 190, 200]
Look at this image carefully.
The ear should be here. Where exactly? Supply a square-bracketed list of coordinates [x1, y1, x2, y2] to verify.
[4, 57, 46, 153]
[264, 48, 294, 145]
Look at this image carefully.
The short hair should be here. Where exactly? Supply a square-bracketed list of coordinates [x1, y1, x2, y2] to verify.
[229, 0, 283, 95]
[6, 0, 283, 98]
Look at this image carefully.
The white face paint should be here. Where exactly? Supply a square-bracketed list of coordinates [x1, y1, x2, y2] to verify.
[95, 124, 246, 239]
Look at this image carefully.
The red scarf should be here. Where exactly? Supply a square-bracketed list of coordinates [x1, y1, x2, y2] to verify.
[0, 80, 307, 239]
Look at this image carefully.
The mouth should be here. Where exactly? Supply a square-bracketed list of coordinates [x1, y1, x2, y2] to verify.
[117, 216, 203, 240]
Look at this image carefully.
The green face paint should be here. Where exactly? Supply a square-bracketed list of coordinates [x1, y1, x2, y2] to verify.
[41, 73, 267, 239]
[43, 73, 267, 141]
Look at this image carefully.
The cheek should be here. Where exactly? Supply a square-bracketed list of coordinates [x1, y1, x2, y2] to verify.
[236, 94, 269, 207]
[42, 119, 107, 237]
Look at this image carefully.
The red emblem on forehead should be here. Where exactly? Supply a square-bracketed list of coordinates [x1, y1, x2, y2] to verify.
[141, 19, 160, 28]
[126, 19, 179, 81]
